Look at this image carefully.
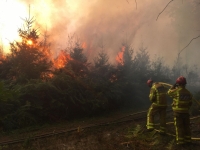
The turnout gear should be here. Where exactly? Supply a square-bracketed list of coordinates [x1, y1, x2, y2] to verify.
[168, 86, 192, 113]
[167, 78, 193, 145]
[147, 82, 168, 134]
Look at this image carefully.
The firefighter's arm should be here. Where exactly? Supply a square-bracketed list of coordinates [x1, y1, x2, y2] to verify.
[167, 87, 176, 107]
[167, 88, 177, 98]
[149, 87, 156, 102]
[167, 89, 177, 107]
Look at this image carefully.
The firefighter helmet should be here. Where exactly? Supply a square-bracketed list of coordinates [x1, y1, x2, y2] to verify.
[176, 76, 187, 85]
[147, 79, 153, 86]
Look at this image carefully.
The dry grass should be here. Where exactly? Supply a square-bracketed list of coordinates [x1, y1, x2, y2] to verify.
[0, 110, 200, 150]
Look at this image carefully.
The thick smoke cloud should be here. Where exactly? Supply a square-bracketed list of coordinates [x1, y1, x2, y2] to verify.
[18, 0, 200, 66]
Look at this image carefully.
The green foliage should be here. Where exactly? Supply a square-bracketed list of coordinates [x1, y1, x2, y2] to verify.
[113, 45, 135, 107]
[93, 50, 109, 68]
[0, 79, 64, 130]
[70, 44, 87, 63]
[90, 50, 123, 110]
[0, 13, 200, 131]
[115, 45, 151, 108]
[0, 81, 20, 129]
[132, 46, 151, 81]
[0, 81, 18, 101]
[0, 17, 52, 84]
[16, 79, 67, 121]
[67, 45, 89, 77]
[92, 50, 113, 82]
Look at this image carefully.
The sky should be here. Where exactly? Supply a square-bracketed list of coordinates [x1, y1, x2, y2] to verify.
[0, 0, 200, 68]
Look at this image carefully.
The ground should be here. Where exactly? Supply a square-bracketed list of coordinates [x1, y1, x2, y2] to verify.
[0, 109, 200, 150]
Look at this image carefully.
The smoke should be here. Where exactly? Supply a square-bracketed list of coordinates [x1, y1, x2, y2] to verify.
[4, 0, 200, 67]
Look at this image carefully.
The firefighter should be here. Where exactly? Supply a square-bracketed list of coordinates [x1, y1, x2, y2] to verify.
[146, 79, 168, 134]
[167, 76, 193, 145]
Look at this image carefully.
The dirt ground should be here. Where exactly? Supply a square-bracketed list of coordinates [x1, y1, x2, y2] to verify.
[0, 109, 200, 150]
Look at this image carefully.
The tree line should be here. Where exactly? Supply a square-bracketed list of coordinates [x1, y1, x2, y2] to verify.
[0, 18, 199, 131]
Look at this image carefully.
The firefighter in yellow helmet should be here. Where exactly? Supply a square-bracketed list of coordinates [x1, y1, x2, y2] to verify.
[146, 79, 168, 134]
[167, 76, 193, 145]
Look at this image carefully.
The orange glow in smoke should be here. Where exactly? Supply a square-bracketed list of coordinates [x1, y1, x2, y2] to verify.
[0, 0, 82, 53]
[0, 1, 28, 53]
[27, 40, 33, 45]
[116, 46, 125, 65]
[53, 50, 72, 69]
[82, 42, 87, 49]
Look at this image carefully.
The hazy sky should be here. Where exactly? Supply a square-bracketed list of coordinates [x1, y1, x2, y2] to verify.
[0, 0, 200, 67]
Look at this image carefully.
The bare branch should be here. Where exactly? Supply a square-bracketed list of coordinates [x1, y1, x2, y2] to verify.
[156, 0, 174, 21]
[178, 35, 200, 56]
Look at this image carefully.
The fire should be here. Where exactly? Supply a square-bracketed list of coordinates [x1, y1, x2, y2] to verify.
[116, 46, 125, 65]
[0, 0, 28, 53]
[0, 0, 87, 54]
[53, 50, 72, 69]
[27, 40, 33, 45]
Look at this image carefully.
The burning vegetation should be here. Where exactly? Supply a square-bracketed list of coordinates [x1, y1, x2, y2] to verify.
[0, 16, 199, 132]
[53, 50, 71, 69]
[116, 46, 125, 65]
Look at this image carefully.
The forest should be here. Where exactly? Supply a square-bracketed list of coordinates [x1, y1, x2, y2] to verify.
[0, 16, 200, 131]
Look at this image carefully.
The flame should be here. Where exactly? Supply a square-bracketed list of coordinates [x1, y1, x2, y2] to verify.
[40, 72, 54, 80]
[0, 0, 81, 53]
[27, 40, 33, 45]
[116, 46, 125, 65]
[0, 1, 28, 53]
[53, 50, 72, 69]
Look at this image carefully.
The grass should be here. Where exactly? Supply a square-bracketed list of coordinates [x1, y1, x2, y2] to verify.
[0, 109, 200, 150]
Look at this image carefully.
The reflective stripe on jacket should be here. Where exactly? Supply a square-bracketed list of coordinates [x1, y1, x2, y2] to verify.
[167, 86, 192, 113]
[149, 82, 167, 106]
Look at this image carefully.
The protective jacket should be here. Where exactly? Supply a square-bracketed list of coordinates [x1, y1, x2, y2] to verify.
[167, 86, 193, 113]
[167, 86, 193, 144]
[146, 82, 167, 133]
[149, 82, 167, 106]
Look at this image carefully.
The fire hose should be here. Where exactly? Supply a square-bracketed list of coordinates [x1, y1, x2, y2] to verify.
[159, 82, 200, 107]
[154, 115, 200, 140]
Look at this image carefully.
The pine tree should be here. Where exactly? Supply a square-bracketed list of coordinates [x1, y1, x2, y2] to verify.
[67, 44, 89, 77]
[0, 17, 52, 83]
